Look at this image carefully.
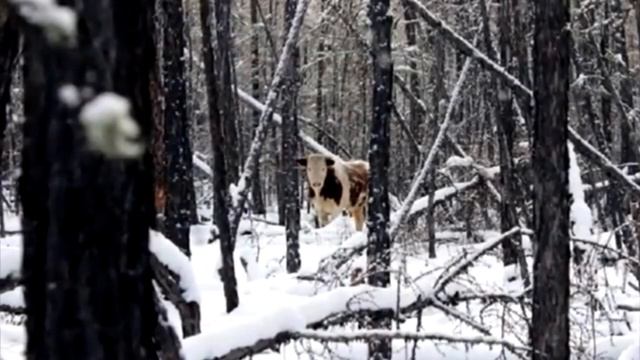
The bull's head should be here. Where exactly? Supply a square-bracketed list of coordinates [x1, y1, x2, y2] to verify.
[296, 154, 335, 192]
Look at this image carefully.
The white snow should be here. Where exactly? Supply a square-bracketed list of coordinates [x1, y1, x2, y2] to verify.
[568, 142, 593, 239]
[0, 236, 22, 282]
[78, 93, 144, 159]
[57, 84, 81, 107]
[444, 155, 474, 168]
[0, 287, 25, 309]
[618, 338, 640, 360]
[10, 0, 77, 46]
[149, 229, 201, 303]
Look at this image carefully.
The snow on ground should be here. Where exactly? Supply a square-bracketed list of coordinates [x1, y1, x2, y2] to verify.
[1, 210, 639, 359]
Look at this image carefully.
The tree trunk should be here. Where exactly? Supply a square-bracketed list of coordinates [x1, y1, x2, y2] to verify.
[497, 0, 519, 271]
[200, 0, 239, 313]
[281, 0, 301, 273]
[215, 0, 241, 186]
[157, 0, 197, 257]
[531, 0, 571, 359]
[18, 0, 178, 357]
[249, 0, 266, 215]
[366, 0, 393, 356]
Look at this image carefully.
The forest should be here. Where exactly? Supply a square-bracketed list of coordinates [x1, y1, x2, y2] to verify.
[0, 0, 639, 359]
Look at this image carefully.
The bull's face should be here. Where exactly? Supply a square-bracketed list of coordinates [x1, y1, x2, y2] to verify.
[296, 154, 335, 192]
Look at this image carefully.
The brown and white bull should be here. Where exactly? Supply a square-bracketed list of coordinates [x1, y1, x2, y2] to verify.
[296, 153, 369, 231]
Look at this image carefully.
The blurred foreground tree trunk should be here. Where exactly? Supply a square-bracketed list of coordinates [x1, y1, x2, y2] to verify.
[17, 0, 180, 358]
[531, 0, 571, 359]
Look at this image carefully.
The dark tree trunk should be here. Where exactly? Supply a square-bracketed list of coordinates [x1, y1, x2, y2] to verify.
[366, 0, 393, 356]
[531, 0, 571, 359]
[18, 0, 178, 358]
[249, 0, 266, 215]
[157, 0, 197, 257]
[401, 0, 421, 183]
[215, 0, 241, 186]
[497, 0, 519, 271]
[281, 0, 301, 273]
[200, 0, 239, 313]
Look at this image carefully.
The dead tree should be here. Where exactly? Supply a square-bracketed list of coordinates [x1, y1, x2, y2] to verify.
[366, 0, 393, 356]
[531, 0, 571, 359]
[200, 0, 239, 313]
[16, 0, 180, 357]
[281, 0, 301, 273]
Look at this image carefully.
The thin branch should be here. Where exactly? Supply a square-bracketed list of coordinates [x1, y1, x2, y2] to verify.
[291, 329, 530, 357]
[228, 0, 312, 238]
[390, 44, 476, 238]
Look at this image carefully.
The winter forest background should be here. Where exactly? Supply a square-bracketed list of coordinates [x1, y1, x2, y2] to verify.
[0, 0, 639, 359]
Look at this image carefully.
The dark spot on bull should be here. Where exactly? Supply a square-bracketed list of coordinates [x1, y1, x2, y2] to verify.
[319, 167, 342, 204]
[296, 158, 307, 167]
[308, 187, 316, 198]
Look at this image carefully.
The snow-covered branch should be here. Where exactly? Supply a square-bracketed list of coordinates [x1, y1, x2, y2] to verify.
[235, 88, 335, 157]
[432, 227, 522, 296]
[149, 230, 200, 304]
[390, 47, 475, 239]
[228, 0, 312, 238]
[317, 177, 483, 275]
[406, 0, 640, 197]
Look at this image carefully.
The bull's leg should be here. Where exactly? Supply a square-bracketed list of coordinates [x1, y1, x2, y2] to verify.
[351, 206, 365, 231]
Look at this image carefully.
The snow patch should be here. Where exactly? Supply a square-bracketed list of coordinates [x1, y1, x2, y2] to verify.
[0, 286, 25, 309]
[78, 93, 144, 159]
[0, 244, 22, 282]
[10, 0, 77, 47]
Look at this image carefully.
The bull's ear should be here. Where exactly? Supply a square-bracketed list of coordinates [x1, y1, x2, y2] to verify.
[325, 158, 335, 166]
[296, 158, 307, 167]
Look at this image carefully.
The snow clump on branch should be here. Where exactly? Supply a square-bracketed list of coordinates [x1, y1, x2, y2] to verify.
[79, 93, 145, 159]
[9, 0, 77, 47]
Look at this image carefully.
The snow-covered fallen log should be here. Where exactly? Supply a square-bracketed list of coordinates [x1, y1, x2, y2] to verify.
[149, 230, 201, 337]
[183, 273, 438, 360]
[149, 230, 200, 304]
[183, 228, 529, 360]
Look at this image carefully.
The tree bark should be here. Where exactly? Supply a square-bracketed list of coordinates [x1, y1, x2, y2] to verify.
[157, 0, 197, 257]
[200, 0, 239, 313]
[281, 0, 301, 273]
[531, 0, 571, 359]
[497, 0, 519, 272]
[249, 0, 266, 215]
[18, 0, 176, 357]
[215, 0, 241, 186]
[366, 0, 393, 356]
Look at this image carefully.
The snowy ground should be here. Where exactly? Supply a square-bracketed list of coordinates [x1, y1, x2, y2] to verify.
[1, 209, 639, 359]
